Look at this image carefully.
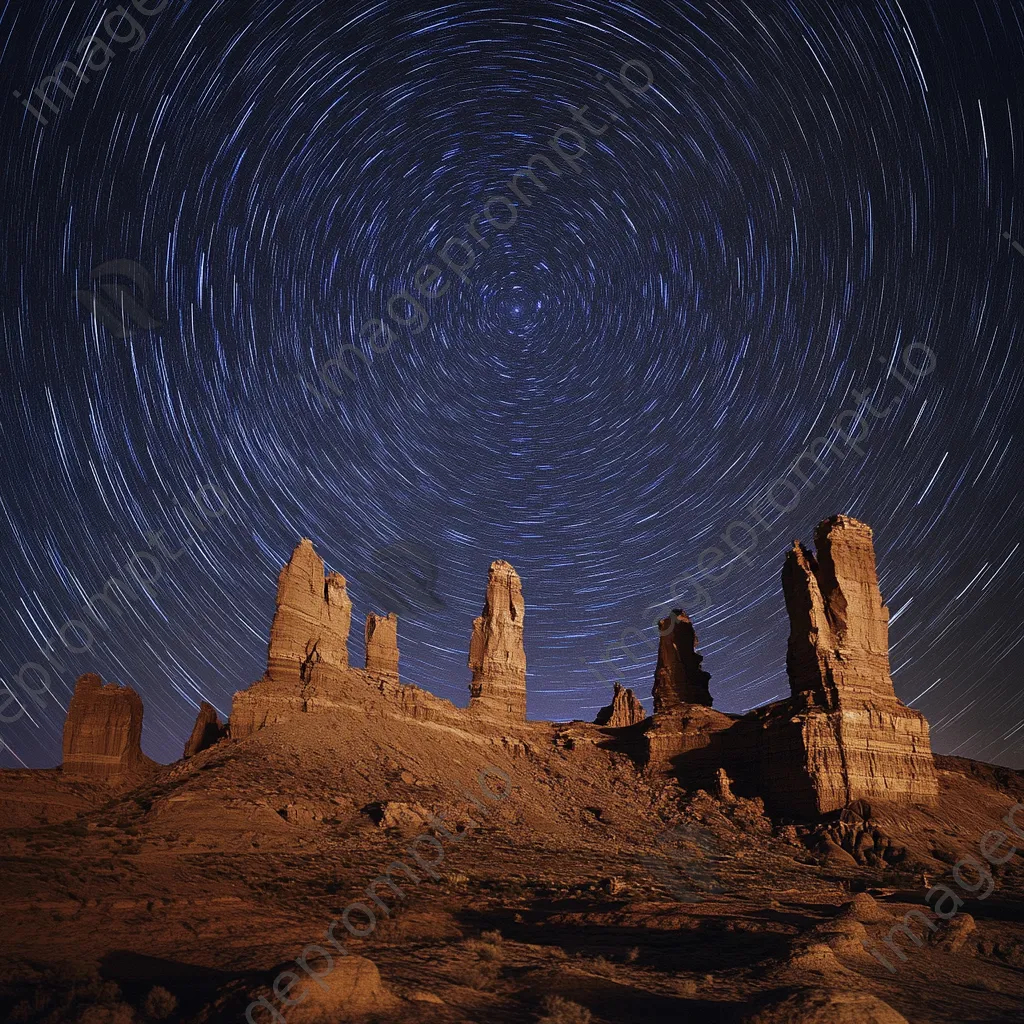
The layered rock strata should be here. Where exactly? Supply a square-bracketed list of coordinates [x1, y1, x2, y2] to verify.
[365, 612, 399, 678]
[467, 560, 527, 722]
[753, 515, 937, 814]
[183, 701, 227, 758]
[267, 538, 352, 683]
[653, 610, 713, 711]
[594, 682, 646, 727]
[62, 674, 156, 780]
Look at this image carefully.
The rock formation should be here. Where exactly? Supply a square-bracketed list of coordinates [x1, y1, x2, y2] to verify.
[62, 674, 156, 780]
[782, 515, 895, 707]
[467, 560, 527, 722]
[183, 701, 227, 758]
[365, 612, 399, 678]
[594, 682, 646, 727]
[741, 515, 938, 815]
[267, 538, 352, 683]
[653, 610, 713, 711]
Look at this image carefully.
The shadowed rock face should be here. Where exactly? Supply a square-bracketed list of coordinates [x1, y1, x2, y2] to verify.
[267, 538, 352, 683]
[183, 702, 226, 758]
[783, 515, 895, 708]
[468, 560, 526, 722]
[594, 682, 647, 727]
[653, 610, 713, 711]
[62, 674, 155, 780]
[365, 612, 399, 678]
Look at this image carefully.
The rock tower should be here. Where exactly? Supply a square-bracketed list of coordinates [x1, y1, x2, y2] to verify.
[653, 610, 714, 711]
[62, 674, 156, 780]
[467, 560, 527, 722]
[267, 538, 352, 683]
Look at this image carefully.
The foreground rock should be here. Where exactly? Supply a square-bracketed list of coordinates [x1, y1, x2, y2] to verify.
[594, 682, 646, 727]
[62, 674, 157, 781]
[467, 559, 527, 723]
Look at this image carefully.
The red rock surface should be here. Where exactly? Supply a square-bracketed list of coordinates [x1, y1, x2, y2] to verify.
[467, 559, 527, 722]
[758, 515, 938, 814]
[594, 682, 647, 727]
[365, 611, 400, 678]
[267, 537, 352, 684]
[783, 515, 895, 708]
[183, 701, 226, 758]
[61, 674, 156, 781]
[653, 610, 713, 711]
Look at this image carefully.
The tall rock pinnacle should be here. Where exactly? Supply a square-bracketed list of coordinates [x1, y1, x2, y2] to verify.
[267, 538, 352, 683]
[365, 612, 400, 678]
[467, 560, 527, 722]
[782, 515, 895, 708]
[652, 610, 713, 712]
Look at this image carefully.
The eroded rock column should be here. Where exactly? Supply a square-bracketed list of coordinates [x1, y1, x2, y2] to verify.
[62, 674, 156, 780]
[467, 560, 527, 722]
[653, 610, 713, 711]
[365, 612, 400, 679]
[267, 538, 352, 683]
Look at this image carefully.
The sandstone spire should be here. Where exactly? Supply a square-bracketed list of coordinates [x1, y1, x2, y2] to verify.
[467, 560, 526, 721]
[183, 701, 227, 758]
[365, 612, 400, 678]
[652, 610, 713, 712]
[782, 515, 895, 708]
[62, 674, 156, 780]
[594, 682, 647, 727]
[267, 538, 352, 683]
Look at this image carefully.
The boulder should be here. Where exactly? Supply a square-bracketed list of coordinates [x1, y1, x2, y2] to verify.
[62, 674, 157, 781]
[594, 682, 646, 727]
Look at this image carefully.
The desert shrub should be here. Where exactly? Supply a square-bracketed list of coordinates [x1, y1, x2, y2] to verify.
[463, 938, 503, 961]
[142, 986, 177, 1020]
[538, 995, 592, 1024]
[454, 961, 500, 990]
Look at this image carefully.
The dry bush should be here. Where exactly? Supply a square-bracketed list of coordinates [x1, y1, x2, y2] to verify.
[538, 995, 593, 1024]
[142, 986, 178, 1020]
[463, 937, 503, 961]
[454, 960, 501, 990]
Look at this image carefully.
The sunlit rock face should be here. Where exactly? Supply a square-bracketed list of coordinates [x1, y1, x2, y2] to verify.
[760, 515, 938, 814]
[467, 560, 527, 723]
[365, 612, 399, 679]
[62, 674, 157, 781]
[594, 682, 646, 727]
[266, 538, 352, 684]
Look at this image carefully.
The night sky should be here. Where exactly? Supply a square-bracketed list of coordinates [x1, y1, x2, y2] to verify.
[1, 0, 1021, 770]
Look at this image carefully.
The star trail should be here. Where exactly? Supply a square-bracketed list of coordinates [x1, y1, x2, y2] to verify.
[0, 0, 1021, 769]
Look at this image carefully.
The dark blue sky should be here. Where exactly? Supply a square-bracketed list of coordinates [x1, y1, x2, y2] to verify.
[1, 0, 1021, 769]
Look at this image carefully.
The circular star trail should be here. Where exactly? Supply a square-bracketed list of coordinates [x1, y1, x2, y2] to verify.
[0, 0, 1021, 769]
